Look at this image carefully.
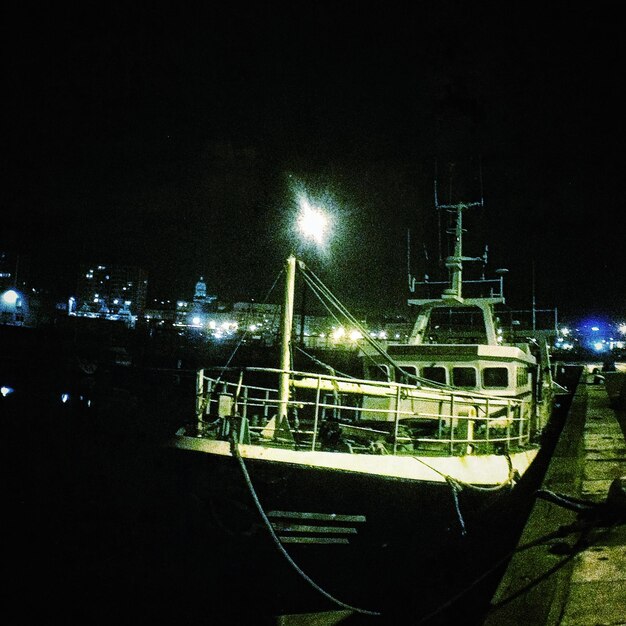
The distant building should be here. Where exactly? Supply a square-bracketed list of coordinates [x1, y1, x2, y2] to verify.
[193, 277, 211, 303]
[0, 252, 14, 291]
[72, 264, 148, 327]
[142, 277, 218, 329]
[0, 287, 26, 325]
[0, 251, 31, 289]
[177, 277, 218, 328]
[0, 252, 30, 325]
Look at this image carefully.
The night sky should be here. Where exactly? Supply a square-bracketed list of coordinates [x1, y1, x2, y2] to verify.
[4, 2, 625, 320]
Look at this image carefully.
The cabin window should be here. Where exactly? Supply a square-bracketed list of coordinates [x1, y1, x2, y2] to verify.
[517, 367, 530, 387]
[369, 364, 390, 382]
[452, 367, 476, 388]
[425, 306, 488, 343]
[421, 366, 447, 385]
[483, 367, 509, 388]
[399, 366, 418, 384]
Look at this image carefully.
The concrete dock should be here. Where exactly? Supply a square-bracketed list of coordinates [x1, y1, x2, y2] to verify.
[484, 376, 626, 625]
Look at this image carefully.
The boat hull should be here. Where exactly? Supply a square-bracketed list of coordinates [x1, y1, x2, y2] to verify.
[160, 439, 549, 623]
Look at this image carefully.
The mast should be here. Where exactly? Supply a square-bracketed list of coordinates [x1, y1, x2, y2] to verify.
[408, 189, 502, 345]
[443, 204, 464, 299]
[278, 255, 296, 424]
[438, 202, 481, 301]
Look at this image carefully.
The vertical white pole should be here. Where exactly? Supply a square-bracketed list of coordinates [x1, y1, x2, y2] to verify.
[196, 369, 204, 434]
[278, 255, 296, 423]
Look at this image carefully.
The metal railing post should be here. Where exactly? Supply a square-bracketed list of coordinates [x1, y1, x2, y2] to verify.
[196, 369, 204, 435]
[311, 375, 322, 451]
[393, 385, 402, 454]
[449, 394, 456, 454]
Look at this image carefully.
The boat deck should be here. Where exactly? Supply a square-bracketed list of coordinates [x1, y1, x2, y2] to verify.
[484, 376, 626, 625]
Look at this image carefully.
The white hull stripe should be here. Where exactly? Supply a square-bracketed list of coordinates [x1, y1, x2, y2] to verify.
[171, 436, 538, 485]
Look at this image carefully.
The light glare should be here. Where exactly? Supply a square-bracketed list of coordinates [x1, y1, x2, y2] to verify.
[2, 290, 19, 305]
[298, 200, 328, 245]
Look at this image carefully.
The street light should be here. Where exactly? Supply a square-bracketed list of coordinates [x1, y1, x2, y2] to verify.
[297, 199, 329, 247]
[296, 198, 330, 347]
[1, 289, 19, 305]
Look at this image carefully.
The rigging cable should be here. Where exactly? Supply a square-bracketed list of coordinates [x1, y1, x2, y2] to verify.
[299, 261, 448, 388]
[298, 259, 500, 394]
[214, 268, 284, 387]
[294, 345, 356, 380]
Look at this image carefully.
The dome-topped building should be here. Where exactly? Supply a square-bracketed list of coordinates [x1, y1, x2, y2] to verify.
[194, 277, 207, 303]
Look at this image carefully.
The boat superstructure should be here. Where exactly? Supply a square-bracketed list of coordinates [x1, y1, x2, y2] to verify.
[357, 200, 557, 458]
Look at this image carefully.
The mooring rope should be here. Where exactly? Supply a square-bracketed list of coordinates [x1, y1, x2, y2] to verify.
[412, 454, 517, 538]
[228, 433, 381, 617]
[445, 477, 467, 536]
[411, 453, 518, 492]
[415, 477, 626, 624]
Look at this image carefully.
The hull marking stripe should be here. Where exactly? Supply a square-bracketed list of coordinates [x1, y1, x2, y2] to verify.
[268, 511, 366, 523]
[278, 536, 350, 545]
[271, 523, 357, 534]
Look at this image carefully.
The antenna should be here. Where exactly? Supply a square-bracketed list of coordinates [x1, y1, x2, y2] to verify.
[433, 160, 486, 300]
[478, 154, 484, 207]
[434, 160, 443, 267]
[407, 229, 414, 292]
[533, 259, 537, 330]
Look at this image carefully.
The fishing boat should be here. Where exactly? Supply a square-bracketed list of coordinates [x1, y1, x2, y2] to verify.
[165, 200, 566, 623]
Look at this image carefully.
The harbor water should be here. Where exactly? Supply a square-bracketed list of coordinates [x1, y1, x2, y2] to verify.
[2, 326, 583, 625]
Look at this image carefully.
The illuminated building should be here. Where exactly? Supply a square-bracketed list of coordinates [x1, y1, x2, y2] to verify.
[0, 252, 29, 325]
[0, 252, 14, 291]
[73, 264, 148, 326]
[179, 277, 217, 328]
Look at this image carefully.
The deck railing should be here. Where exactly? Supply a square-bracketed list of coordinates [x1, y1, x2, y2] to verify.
[194, 367, 531, 455]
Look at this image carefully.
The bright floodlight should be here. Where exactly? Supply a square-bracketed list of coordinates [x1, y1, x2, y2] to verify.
[298, 200, 328, 246]
[2, 290, 19, 305]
